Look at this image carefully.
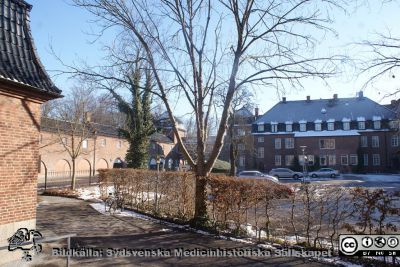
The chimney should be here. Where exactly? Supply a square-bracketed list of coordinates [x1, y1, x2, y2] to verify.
[282, 97, 287, 103]
[306, 96, 311, 102]
[333, 94, 338, 100]
[255, 107, 259, 117]
[359, 91, 364, 98]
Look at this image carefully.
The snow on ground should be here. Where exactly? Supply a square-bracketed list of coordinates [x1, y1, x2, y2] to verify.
[343, 174, 400, 182]
[76, 186, 114, 200]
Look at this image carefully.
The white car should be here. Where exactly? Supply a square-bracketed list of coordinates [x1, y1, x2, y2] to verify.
[269, 168, 303, 179]
[238, 171, 279, 183]
[309, 168, 339, 178]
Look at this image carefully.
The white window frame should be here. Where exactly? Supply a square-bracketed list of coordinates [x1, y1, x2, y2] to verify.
[315, 123, 322, 131]
[319, 139, 335, 149]
[275, 138, 281, 149]
[237, 143, 245, 151]
[371, 136, 379, 148]
[286, 123, 293, 132]
[349, 154, 358, 166]
[274, 155, 282, 166]
[328, 155, 336, 166]
[328, 122, 335, 131]
[257, 147, 264, 158]
[285, 138, 294, 149]
[391, 135, 399, 147]
[117, 140, 122, 149]
[237, 129, 246, 136]
[271, 123, 278, 133]
[358, 121, 365, 130]
[372, 154, 380, 166]
[341, 155, 349, 166]
[360, 136, 368, 148]
[363, 154, 368, 166]
[239, 156, 245, 167]
[101, 138, 107, 147]
[308, 155, 315, 165]
[82, 139, 88, 149]
[285, 155, 294, 166]
[258, 136, 264, 143]
[300, 123, 306, 132]
[374, 120, 381, 130]
[343, 122, 350, 131]
[258, 124, 264, 132]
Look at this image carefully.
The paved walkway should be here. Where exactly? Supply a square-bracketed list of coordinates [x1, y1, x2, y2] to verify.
[29, 196, 333, 266]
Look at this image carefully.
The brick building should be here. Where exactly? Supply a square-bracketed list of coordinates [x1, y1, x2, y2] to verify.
[0, 0, 62, 263]
[39, 117, 184, 181]
[253, 93, 400, 173]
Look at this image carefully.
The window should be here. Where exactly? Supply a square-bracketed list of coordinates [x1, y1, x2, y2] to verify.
[391, 135, 399, 147]
[371, 136, 379, 148]
[374, 120, 381, 130]
[258, 136, 264, 143]
[237, 143, 245, 151]
[343, 122, 350, 131]
[360, 136, 368, 147]
[358, 121, 365, 130]
[328, 155, 336, 166]
[320, 155, 327, 166]
[275, 138, 281, 149]
[315, 123, 322, 131]
[285, 155, 294, 166]
[82, 139, 88, 149]
[257, 147, 264, 158]
[319, 139, 335, 149]
[341, 155, 348, 165]
[328, 122, 334, 131]
[286, 123, 293, 132]
[61, 137, 67, 145]
[274, 155, 282, 166]
[363, 154, 368, 166]
[237, 129, 246, 136]
[300, 123, 306, 132]
[350, 154, 358, 166]
[271, 123, 278, 133]
[372, 154, 380, 166]
[258, 124, 264, 132]
[117, 140, 122, 149]
[239, 156, 245, 167]
[285, 138, 294, 149]
[101, 139, 106, 147]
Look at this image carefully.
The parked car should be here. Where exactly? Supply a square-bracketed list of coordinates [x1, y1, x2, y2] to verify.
[237, 171, 279, 183]
[309, 168, 339, 178]
[269, 168, 303, 179]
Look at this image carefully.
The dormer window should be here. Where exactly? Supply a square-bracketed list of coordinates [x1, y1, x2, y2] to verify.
[285, 121, 293, 132]
[357, 117, 366, 130]
[299, 120, 307, 132]
[314, 119, 322, 131]
[271, 122, 278, 133]
[257, 123, 264, 132]
[342, 118, 350, 131]
[327, 119, 335, 131]
[373, 116, 381, 130]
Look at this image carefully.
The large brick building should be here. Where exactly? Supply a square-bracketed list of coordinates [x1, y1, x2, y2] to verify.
[253, 93, 400, 173]
[0, 0, 62, 263]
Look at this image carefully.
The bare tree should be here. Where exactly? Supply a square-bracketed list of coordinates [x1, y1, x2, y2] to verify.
[67, 0, 346, 223]
[51, 86, 98, 190]
[359, 32, 400, 96]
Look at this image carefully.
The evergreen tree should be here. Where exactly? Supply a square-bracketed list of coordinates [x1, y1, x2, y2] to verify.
[110, 67, 155, 168]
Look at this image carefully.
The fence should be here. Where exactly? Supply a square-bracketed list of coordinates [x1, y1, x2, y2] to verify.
[98, 169, 400, 254]
[38, 170, 98, 189]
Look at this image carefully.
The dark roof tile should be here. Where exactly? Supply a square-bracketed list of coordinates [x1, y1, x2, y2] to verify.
[0, 0, 61, 97]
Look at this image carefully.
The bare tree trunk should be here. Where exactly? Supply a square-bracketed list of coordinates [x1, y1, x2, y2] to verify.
[71, 157, 76, 190]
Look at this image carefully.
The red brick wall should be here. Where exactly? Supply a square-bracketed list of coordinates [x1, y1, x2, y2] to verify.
[0, 94, 40, 225]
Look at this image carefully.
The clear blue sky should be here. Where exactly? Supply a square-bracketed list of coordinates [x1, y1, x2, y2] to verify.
[29, 0, 400, 116]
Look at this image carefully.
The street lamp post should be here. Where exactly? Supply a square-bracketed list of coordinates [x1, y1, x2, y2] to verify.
[155, 155, 160, 213]
[300, 146, 308, 183]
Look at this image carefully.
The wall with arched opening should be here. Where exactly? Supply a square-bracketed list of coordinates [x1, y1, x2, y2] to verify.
[77, 158, 91, 177]
[97, 158, 109, 170]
